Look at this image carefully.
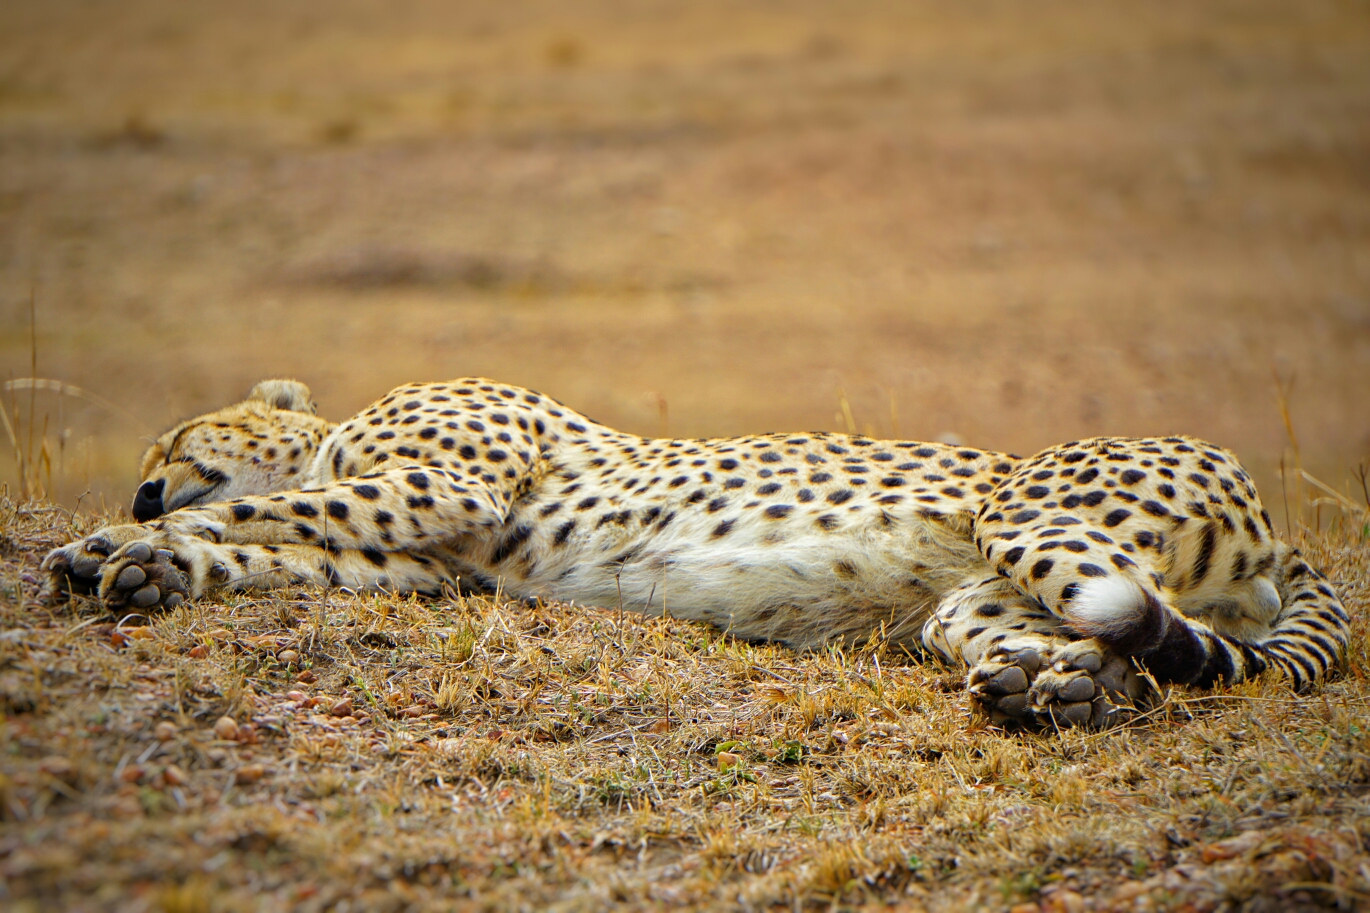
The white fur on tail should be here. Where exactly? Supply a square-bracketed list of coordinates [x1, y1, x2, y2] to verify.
[1071, 576, 1151, 640]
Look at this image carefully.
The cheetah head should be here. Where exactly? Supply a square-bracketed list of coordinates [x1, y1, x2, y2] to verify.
[131, 380, 335, 521]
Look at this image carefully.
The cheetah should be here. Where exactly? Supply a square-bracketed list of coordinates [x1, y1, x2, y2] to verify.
[43, 378, 1350, 729]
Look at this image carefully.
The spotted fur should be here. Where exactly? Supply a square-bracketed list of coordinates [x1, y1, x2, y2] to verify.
[43, 378, 1351, 728]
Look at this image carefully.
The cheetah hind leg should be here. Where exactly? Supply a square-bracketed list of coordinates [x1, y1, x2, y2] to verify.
[924, 576, 1146, 729]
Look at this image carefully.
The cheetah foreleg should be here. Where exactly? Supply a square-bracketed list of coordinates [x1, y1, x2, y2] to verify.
[91, 536, 456, 611]
[153, 464, 510, 551]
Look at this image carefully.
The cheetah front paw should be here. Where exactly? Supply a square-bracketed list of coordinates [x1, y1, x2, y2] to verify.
[98, 542, 191, 612]
[969, 640, 1144, 730]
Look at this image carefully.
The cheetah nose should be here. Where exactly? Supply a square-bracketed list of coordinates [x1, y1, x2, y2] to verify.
[132, 479, 166, 522]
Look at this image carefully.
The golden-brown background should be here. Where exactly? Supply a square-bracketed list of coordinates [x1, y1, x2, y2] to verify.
[2, 0, 1368, 512]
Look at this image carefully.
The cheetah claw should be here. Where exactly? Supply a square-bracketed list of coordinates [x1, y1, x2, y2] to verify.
[99, 541, 191, 612]
[42, 533, 119, 599]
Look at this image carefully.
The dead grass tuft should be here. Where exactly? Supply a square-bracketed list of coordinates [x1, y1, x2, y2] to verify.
[0, 497, 1367, 910]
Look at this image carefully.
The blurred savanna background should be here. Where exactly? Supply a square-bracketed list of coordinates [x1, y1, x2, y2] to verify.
[1, 0, 1368, 516]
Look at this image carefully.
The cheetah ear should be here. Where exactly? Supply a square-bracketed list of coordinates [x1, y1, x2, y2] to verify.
[247, 379, 316, 415]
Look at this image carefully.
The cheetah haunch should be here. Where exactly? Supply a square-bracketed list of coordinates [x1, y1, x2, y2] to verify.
[43, 378, 1349, 729]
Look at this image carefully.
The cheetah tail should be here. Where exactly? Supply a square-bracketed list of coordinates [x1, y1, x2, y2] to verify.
[1066, 574, 1259, 688]
[1068, 551, 1350, 692]
[1253, 547, 1351, 692]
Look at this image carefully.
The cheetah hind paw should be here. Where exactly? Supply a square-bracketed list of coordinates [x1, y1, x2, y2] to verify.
[969, 640, 1143, 730]
[98, 542, 191, 613]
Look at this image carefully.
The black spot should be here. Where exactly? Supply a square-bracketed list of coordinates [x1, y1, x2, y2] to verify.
[407, 472, 430, 490]
[1004, 547, 1025, 565]
[765, 504, 793, 519]
[577, 497, 600, 511]
[797, 489, 815, 502]
[1009, 509, 1040, 524]
[1111, 553, 1136, 569]
[1120, 469, 1146, 485]
[827, 490, 854, 505]
[1031, 558, 1054, 579]
[758, 483, 782, 495]
[553, 520, 576, 545]
[291, 501, 318, 518]
[1103, 508, 1131, 527]
[718, 459, 739, 470]
[355, 484, 381, 500]
[712, 519, 736, 538]
[231, 503, 256, 521]
[707, 497, 728, 513]
[1062, 540, 1088, 552]
[816, 514, 840, 530]
[1082, 491, 1107, 507]
[760, 451, 782, 463]
[1193, 523, 1217, 584]
[1076, 468, 1099, 484]
[1025, 486, 1050, 499]
[1141, 500, 1169, 517]
[362, 548, 388, 567]
[492, 524, 534, 563]
[810, 472, 833, 483]
[1078, 563, 1107, 577]
[326, 501, 349, 521]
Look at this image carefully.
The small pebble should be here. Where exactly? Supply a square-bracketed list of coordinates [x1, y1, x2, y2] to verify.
[120, 764, 145, 784]
[188, 644, 208, 659]
[163, 764, 188, 786]
[39, 756, 76, 784]
[234, 764, 266, 785]
[213, 716, 240, 741]
[717, 751, 740, 770]
[329, 698, 353, 718]
[278, 649, 299, 664]
[296, 670, 316, 683]
[154, 721, 178, 741]
[286, 690, 308, 702]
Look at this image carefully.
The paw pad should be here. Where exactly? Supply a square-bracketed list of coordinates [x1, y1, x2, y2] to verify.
[100, 542, 190, 613]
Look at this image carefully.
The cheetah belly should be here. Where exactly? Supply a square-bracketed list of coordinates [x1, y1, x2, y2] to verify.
[464, 499, 987, 652]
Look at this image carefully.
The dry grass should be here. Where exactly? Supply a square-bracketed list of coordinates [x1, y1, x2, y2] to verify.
[1, 497, 1367, 912]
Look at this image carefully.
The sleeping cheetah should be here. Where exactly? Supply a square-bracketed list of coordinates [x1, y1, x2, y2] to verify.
[43, 378, 1350, 729]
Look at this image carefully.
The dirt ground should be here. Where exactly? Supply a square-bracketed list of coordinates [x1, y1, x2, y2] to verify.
[1, 0, 1368, 509]
[2, 2, 1370, 911]
[1, 503, 1368, 913]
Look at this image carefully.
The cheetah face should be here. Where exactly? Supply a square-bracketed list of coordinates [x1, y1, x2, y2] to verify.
[131, 380, 334, 521]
